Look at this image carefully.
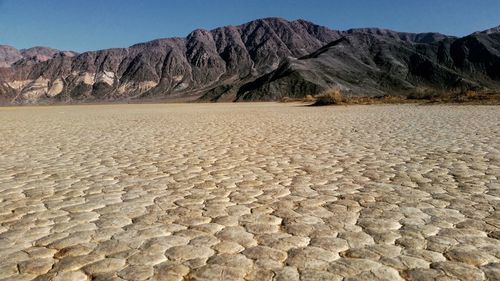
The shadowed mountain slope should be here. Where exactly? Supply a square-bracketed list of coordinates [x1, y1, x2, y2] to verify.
[224, 31, 500, 101]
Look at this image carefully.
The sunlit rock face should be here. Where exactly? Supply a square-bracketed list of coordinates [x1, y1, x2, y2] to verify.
[1, 18, 500, 104]
[0, 45, 22, 67]
[0, 18, 341, 104]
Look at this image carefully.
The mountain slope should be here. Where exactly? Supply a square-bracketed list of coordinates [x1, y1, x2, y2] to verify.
[230, 31, 500, 101]
[476, 25, 500, 35]
[346, 28, 453, 43]
[2, 18, 499, 104]
[0, 18, 342, 104]
[0, 45, 22, 68]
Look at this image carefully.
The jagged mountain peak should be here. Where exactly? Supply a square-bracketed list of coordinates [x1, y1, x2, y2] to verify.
[1, 18, 499, 104]
[231, 28, 500, 101]
[0, 17, 341, 103]
[477, 25, 500, 34]
[345, 27, 452, 43]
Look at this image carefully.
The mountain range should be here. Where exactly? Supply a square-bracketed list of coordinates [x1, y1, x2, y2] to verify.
[0, 18, 499, 104]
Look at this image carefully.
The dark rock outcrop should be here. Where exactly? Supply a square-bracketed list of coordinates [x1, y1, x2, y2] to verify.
[231, 31, 500, 101]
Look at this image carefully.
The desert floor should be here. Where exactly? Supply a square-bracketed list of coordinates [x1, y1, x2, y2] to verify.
[0, 103, 499, 281]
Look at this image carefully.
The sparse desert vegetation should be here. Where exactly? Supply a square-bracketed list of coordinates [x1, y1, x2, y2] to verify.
[279, 88, 500, 106]
[312, 89, 345, 105]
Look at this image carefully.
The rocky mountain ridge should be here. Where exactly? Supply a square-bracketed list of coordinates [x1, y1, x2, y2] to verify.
[1, 18, 342, 103]
[1, 18, 499, 104]
[227, 31, 500, 101]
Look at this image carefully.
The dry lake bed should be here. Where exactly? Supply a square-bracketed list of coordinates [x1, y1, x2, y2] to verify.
[0, 103, 499, 281]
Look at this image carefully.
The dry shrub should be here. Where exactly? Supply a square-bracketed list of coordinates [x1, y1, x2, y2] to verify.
[456, 90, 500, 104]
[280, 96, 306, 103]
[311, 91, 410, 106]
[406, 88, 499, 103]
[342, 96, 373, 105]
[280, 96, 292, 103]
[304, 88, 500, 106]
[313, 89, 344, 106]
[451, 91, 469, 102]
[342, 95, 408, 105]
[453, 90, 491, 102]
[466, 90, 479, 99]
[408, 87, 444, 100]
[379, 95, 408, 104]
[303, 95, 316, 102]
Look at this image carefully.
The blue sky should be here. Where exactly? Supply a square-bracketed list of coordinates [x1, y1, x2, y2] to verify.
[1, 0, 499, 52]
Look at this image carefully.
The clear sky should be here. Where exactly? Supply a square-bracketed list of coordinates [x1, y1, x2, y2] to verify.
[1, 0, 499, 52]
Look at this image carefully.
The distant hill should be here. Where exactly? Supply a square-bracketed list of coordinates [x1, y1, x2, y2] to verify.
[0, 46, 77, 67]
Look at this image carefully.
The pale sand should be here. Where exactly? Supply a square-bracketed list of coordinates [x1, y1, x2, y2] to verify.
[0, 103, 499, 281]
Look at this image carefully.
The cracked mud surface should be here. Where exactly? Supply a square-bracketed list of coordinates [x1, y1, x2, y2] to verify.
[0, 103, 499, 281]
